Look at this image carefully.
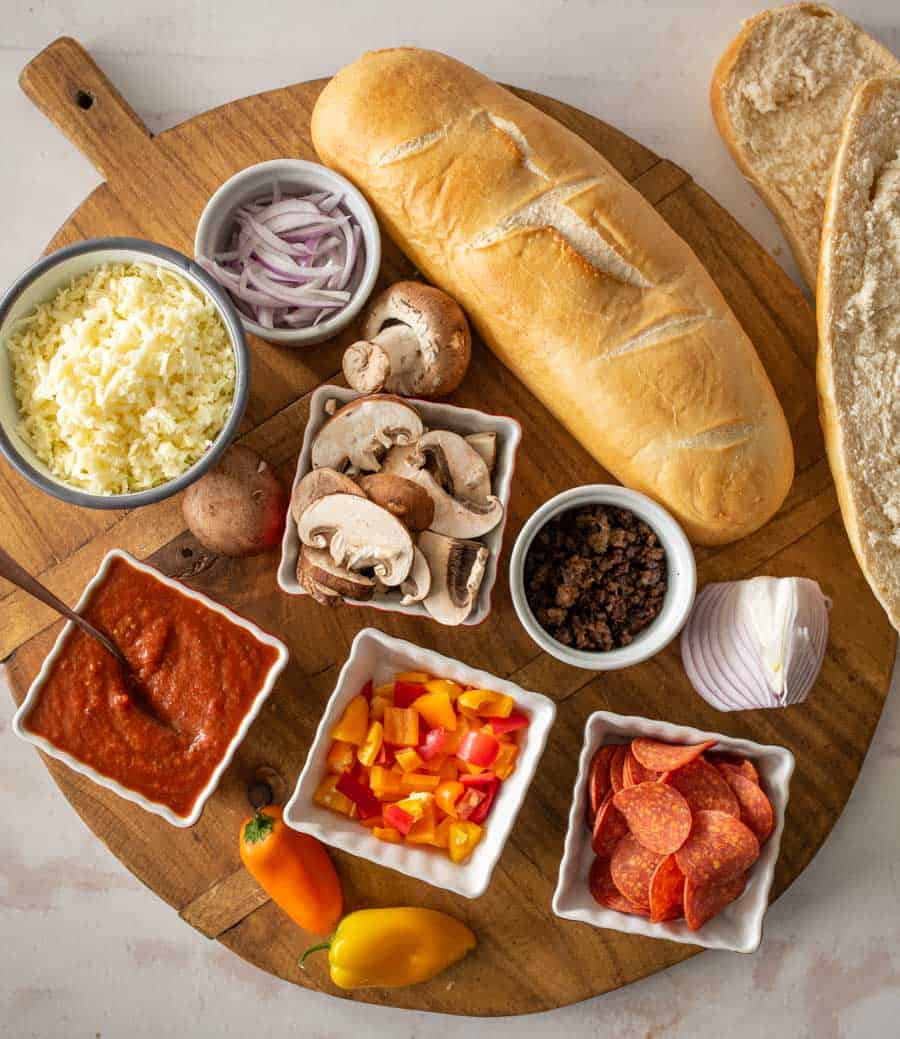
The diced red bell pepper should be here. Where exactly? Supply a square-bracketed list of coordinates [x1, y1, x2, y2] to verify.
[455, 788, 486, 821]
[461, 772, 500, 824]
[418, 727, 447, 762]
[359, 679, 373, 701]
[457, 730, 500, 768]
[383, 802, 415, 835]
[489, 713, 529, 736]
[335, 770, 382, 820]
[393, 681, 427, 708]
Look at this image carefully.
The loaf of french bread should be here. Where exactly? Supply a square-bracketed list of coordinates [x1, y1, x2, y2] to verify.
[312, 49, 794, 545]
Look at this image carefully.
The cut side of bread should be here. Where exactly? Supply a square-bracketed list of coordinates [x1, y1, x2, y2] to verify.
[818, 76, 900, 631]
[711, 4, 898, 292]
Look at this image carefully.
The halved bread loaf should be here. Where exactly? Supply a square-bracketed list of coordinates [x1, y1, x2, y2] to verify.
[818, 76, 900, 630]
[711, 4, 898, 292]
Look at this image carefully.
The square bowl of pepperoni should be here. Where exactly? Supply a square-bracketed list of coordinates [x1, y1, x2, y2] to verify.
[552, 711, 794, 953]
[284, 627, 556, 898]
[12, 549, 289, 827]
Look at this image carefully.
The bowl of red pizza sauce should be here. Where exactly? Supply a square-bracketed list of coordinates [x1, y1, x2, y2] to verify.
[12, 550, 288, 826]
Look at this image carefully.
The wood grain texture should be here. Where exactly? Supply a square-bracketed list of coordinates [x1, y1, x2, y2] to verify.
[3, 37, 895, 1016]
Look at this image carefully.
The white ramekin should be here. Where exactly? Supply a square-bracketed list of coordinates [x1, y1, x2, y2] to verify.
[12, 549, 289, 828]
[552, 710, 794, 953]
[509, 485, 696, 670]
[284, 628, 556, 899]
[194, 158, 381, 347]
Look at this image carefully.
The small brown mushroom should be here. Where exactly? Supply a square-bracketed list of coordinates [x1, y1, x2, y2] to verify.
[356, 473, 435, 531]
[342, 281, 471, 398]
[291, 468, 365, 526]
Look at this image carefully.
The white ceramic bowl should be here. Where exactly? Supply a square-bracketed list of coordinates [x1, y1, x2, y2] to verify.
[509, 485, 696, 670]
[277, 385, 522, 625]
[194, 158, 381, 347]
[284, 628, 556, 898]
[12, 549, 289, 828]
[552, 710, 794, 953]
[0, 238, 249, 510]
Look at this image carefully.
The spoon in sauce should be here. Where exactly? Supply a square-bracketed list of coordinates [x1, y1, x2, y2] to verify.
[0, 546, 178, 732]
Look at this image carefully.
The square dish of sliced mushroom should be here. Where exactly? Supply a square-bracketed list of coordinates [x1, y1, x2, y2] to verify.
[277, 385, 521, 626]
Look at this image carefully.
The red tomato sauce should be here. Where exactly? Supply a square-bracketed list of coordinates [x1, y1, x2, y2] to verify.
[24, 557, 280, 817]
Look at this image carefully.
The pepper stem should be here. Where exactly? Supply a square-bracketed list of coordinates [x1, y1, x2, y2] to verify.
[299, 940, 331, 970]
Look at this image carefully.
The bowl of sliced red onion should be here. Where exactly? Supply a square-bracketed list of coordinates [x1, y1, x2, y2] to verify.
[194, 158, 381, 346]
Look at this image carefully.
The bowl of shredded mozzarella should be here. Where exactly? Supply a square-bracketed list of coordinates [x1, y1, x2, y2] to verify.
[0, 237, 249, 508]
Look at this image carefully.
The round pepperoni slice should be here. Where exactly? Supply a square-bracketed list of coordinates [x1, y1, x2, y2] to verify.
[586, 745, 617, 825]
[683, 872, 748, 931]
[631, 738, 715, 773]
[592, 793, 629, 858]
[613, 781, 692, 855]
[675, 809, 760, 885]
[589, 855, 650, 916]
[664, 758, 740, 817]
[623, 748, 659, 788]
[609, 744, 628, 794]
[712, 756, 760, 786]
[610, 833, 664, 908]
[724, 772, 775, 844]
[649, 854, 685, 923]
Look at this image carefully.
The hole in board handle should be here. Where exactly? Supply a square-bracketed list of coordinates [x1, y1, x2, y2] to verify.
[75, 90, 94, 111]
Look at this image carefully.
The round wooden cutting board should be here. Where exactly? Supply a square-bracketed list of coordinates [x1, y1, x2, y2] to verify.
[3, 37, 896, 1016]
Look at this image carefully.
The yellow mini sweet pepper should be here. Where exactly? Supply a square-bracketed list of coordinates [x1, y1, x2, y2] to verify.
[301, 907, 476, 989]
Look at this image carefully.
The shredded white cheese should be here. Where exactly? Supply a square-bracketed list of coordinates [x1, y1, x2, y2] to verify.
[8, 262, 235, 494]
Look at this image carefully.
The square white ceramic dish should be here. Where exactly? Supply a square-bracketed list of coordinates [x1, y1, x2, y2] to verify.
[12, 549, 289, 828]
[552, 711, 794, 953]
[277, 385, 521, 625]
[284, 628, 556, 898]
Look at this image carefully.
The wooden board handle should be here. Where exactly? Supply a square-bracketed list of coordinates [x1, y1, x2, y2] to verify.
[19, 36, 153, 181]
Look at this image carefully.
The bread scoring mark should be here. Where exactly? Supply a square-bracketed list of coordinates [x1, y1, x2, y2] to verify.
[468, 178, 653, 290]
[485, 112, 550, 180]
[376, 126, 448, 166]
[602, 313, 714, 360]
[671, 422, 756, 452]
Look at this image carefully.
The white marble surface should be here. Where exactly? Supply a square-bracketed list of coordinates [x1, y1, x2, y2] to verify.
[1, 1, 899, 1036]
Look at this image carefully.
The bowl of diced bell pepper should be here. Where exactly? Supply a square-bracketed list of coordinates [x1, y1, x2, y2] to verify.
[284, 628, 556, 898]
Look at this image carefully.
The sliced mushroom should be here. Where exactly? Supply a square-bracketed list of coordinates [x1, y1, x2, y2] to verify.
[416, 430, 493, 503]
[418, 530, 488, 625]
[296, 493, 414, 586]
[356, 473, 435, 531]
[400, 546, 432, 605]
[311, 395, 424, 474]
[291, 468, 365, 526]
[465, 432, 497, 475]
[297, 544, 375, 603]
[342, 281, 471, 398]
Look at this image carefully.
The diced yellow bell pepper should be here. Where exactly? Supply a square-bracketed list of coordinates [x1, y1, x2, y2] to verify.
[394, 795, 427, 822]
[357, 720, 384, 768]
[414, 691, 457, 731]
[395, 671, 429, 683]
[370, 765, 404, 801]
[432, 817, 453, 849]
[457, 689, 514, 718]
[314, 774, 355, 816]
[406, 800, 437, 844]
[424, 678, 462, 701]
[331, 695, 369, 745]
[373, 826, 404, 844]
[369, 695, 393, 722]
[395, 748, 424, 772]
[326, 740, 356, 773]
[383, 706, 419, 747]
[493, 741, 519, 780]
[435, 780, 464, 819]
[448, 821, 483, 863]
[400, 771, 440, 791]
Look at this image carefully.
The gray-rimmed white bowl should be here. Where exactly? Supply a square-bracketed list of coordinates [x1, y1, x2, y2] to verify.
[194, 158, 381, 347]
[0, 237, 250, 510]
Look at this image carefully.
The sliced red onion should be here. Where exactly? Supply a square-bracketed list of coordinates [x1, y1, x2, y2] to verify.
[680, 577, 831, 711]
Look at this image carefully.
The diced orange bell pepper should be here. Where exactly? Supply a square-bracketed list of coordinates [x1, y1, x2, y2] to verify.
[419, 753, 448, 774]
[331, 695, 369, 745]
[395, 748, 424, 772]
[369, 765, 404, 800]
[313, 774, 355, 816]
[424, 678, 462, 701]
[373, 826, 404, 843]
[448, 821, 483, 863]
[457, 689, 514, 718]
[383, 706, 419, 747]
[373, 682, 396, 697]
[435, 780, 464, 819]
[493, 741, 519, 780]
[359, 813, 383, 828]
[326, 740, 356, 773]
[400, 771, 440, 791]
[369, 695, 393, 722]
[396, 671, 430, 683]
[432, 817, 453, 849]
[406, 800, 437, 845]
[439, 758, 459, 781]
[415, 690, 457, 731]
[357, 721, 383, 768]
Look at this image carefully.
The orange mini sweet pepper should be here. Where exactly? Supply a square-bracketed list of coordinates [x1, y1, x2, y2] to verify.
[239, 805, 343, 936]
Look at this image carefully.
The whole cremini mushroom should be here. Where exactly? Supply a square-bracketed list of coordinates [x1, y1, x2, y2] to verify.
[342, 281, 471, 398]
[356, 473, 435, 531]
[182, 445, 287, 557]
